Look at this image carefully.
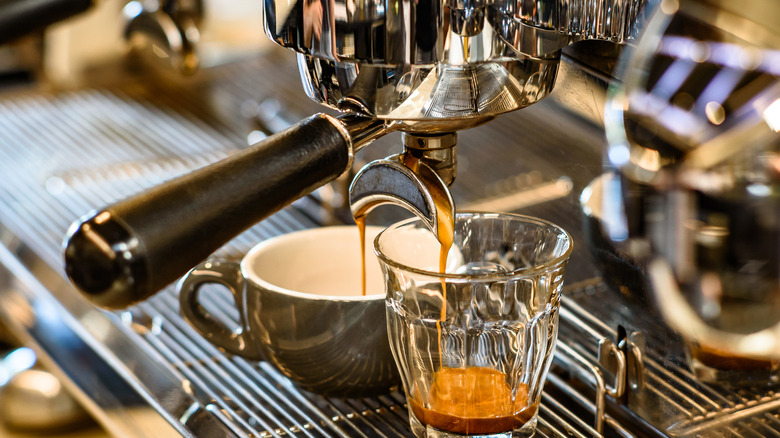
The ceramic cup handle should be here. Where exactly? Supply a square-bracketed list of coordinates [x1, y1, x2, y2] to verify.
[178, 260, 264, 360]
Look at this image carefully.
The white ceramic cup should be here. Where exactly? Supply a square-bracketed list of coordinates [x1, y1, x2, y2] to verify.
[178, 225, 401, 396]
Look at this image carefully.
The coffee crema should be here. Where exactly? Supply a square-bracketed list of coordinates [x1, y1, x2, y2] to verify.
[409, 367, 537, 435]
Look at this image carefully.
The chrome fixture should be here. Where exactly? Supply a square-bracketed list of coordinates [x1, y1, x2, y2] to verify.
[124, 0, 204, 73]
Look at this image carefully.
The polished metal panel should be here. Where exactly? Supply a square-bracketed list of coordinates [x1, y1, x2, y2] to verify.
[124, 0, 203, 74]
[298, 54, 560, 129]
[508, 0, 650, 46]
[263, 0, 648, 125]
[263, 0, 650, 62]
[350, 155, 456, 235]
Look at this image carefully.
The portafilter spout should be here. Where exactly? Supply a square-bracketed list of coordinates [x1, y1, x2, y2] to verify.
[349, 133, 456, 237]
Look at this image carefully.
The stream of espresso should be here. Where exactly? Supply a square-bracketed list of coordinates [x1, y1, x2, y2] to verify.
[355, 153, 453, 298]
[355, 214, 368, 296]
[355, 155, 530, 434]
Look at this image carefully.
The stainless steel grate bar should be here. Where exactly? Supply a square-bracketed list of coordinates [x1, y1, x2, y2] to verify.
[155, 299, 327, 438]
[152, 292, 333, 438]
[542, 390, 600, 437]
[562, 281, 780, 436]
[139, 306, 279, 438]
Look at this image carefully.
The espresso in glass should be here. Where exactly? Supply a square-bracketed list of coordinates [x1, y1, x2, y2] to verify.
[408, 367, 539, 435]
[375, 212, 572, 437]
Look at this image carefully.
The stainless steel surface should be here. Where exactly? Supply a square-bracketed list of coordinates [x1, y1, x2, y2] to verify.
[603, 0, 780, 359]
[124, 0, 203, 74]
[503, 0, 651, 55]
[401, 133, 458, 186]
[296, 55, 559, 130]
[350, 155, 455, 237]
[263, 0, 650, 127]
[1, 26, 780, 437]
[264, 0, 649, 62]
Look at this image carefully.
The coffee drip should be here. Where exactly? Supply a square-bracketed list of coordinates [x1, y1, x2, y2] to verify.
[352, 153, 536, 434]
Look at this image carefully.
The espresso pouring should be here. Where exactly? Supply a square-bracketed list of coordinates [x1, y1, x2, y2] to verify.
[354, 153, 536, 434]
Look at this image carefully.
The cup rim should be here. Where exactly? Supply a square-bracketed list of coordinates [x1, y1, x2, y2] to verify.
[241, 225, 386, 301]
[373, 211, 573, 280]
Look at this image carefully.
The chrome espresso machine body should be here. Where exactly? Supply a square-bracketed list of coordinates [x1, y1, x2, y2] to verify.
[62, 0, 650, 308]
[0, 0, 777, 436]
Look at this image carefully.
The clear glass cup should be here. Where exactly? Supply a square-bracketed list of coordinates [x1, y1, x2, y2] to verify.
[375, 212, 573, 438]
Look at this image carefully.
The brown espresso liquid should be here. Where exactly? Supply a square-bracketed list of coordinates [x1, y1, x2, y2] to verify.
[356, 214, 368, 296]
[355, 153, 454, 298]
[409, 367, 538, 435]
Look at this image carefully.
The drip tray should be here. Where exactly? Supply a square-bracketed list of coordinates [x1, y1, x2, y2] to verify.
[0, 50, 777, 437]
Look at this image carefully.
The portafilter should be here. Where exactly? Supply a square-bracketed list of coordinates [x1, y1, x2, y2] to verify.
[64, 0, 651, 309]
[603, 0, 780, 358]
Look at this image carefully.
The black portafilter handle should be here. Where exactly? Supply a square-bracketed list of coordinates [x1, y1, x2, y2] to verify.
[0, 0, 93, 44]
[64, 114, 358, 310]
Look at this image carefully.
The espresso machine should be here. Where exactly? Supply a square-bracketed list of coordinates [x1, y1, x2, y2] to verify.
[0, 0, 777, 435]
[62, 0, 651, 309]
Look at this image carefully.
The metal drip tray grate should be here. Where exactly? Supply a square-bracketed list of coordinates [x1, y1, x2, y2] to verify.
[0, 50, 777, 437]
[561, 281, 780, 437]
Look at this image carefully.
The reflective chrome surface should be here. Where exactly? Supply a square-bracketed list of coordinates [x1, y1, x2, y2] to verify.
[263, 0, 650, 62]
[124, 0, 203, 74]
[298, 54, 560, 129]
[264, 0, 650, 125]
[604, 0, 780, 359]
[497, 0, 652, 56]
[350, 155, 456, 236]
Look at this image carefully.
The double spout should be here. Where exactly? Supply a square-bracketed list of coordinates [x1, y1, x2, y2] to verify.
[350, 133, 457, 237]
